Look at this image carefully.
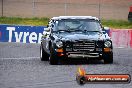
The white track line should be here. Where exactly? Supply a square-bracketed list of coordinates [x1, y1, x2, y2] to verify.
[0, 57, 40, 60]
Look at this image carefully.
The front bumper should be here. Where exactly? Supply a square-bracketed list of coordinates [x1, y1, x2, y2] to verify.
[55, 47, 112, 59]
[67, 52, 100, 58]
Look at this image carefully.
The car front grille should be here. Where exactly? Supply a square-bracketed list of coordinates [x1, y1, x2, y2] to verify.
[66, 41, 95, 52]
[73, 41, 95, 52]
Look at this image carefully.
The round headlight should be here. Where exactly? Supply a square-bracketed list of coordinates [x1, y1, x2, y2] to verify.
[56, 41, 63, 48]
[104, 41, 111, 47]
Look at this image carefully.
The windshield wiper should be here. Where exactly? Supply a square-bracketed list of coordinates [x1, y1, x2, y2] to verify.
[56, 30, 71, 33]
[83, 30, 101, 32]
[67, 28, 83, 32]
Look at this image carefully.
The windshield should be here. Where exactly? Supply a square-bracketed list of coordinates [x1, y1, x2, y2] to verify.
[53, 19, 102, 32]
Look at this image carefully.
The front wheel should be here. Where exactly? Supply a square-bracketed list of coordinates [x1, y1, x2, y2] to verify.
[40, 45, 49, 61]
[49, 47, 59, 65]
[103, 52, 113, 64]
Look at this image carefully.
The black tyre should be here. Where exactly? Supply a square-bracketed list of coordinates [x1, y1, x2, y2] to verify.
[40, 45, 49, 61]
[103, 53, 113, 64]
[49, 47, 59, 65]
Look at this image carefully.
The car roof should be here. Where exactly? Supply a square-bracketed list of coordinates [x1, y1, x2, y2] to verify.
[51, 16, 99, 21]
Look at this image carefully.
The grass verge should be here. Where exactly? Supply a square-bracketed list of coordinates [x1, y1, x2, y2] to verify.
[0, 17, 49, 26]
[0, 17, 132, 29]
[102, 19, 132, 29]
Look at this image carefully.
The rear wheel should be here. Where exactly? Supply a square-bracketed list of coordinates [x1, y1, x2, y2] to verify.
[40, 45, 49, 61]
[103, 53, 113, 64]
[49, 47, 59, 65]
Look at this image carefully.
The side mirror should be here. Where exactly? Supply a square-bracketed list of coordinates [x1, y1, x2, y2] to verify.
[42, 28, 50, 38]
[103, 27, 110, 35]
[44, 28, 50, 32]
[103, 27, 110, 30]
[42, 32, 50, 38]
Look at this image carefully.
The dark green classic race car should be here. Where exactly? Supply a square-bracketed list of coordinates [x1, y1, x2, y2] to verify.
[40, 16, 113, 65]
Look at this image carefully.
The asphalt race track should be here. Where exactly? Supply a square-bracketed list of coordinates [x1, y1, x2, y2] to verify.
[0, 42, 132, 88]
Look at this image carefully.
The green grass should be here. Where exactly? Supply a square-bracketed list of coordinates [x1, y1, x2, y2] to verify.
[0, 17, 49, 26]
[0, 17, 132, 29]
[101, 19, 132, 29]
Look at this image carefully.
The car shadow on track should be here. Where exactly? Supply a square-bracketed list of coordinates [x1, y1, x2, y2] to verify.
[59, 59, 104, 65]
